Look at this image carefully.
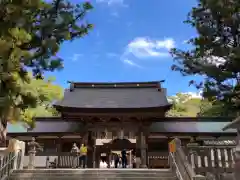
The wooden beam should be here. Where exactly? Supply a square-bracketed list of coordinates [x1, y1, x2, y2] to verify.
[62, 113, 165, 122]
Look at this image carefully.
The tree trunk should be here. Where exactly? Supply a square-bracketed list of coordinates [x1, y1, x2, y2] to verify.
[0, 119, 7, 147]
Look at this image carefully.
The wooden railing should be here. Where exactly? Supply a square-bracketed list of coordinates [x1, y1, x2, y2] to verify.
[184, 144, 235, 179]
[148, 151, 169, 168]
[169, 139, 197, 180]
[39, 152, 80, 168]
[169, 139, 235, 180]
[0, 139, 25, 180]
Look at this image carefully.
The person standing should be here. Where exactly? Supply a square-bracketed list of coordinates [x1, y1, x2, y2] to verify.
[121, 149, 127, 168]
[114, 154, 120, 168]
[79, 143, 87, 168]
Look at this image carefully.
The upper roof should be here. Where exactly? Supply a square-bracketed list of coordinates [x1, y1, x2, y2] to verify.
[54, 81, 171, 109]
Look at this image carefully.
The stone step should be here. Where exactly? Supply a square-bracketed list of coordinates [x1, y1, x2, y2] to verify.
[9, 178, 177, 180]
[14, 169, 172, 174]
[9, 169, 177, 180]
[12, 173, 173, 178]
[10, 173, 175, 178]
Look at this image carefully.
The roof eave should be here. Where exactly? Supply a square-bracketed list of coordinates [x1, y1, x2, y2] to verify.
[222, 116, 240, 131]
[53, 104, 172, 111]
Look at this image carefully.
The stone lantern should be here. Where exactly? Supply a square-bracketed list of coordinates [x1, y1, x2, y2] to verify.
[27, 137, 42, 169]
[70, 143, 79, 168]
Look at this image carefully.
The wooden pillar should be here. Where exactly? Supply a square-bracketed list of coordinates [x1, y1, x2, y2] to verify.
[56, 136, 62, 167]
[95, 146, 100, 168]
[140, 131, 147, 168]
[136, 130, 141, 167]
[145, 134, 149, 167]
[92, 132, 96, 168]
[136, 127, 147, 168]
[87, 131, 94, 168]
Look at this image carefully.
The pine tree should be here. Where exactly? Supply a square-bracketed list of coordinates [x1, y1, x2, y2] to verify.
[0, 0, 93, 143]
[171, 0, 240, 116]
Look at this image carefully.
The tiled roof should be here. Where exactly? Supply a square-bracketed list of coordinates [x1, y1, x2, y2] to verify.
[7, 119, 236, 134]
[55, 82, 170, 109]
[150, 121, 236, 133]
[27, 121, 84, 133]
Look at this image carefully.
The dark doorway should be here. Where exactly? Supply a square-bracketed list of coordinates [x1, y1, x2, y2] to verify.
[108, 138, 133, 150]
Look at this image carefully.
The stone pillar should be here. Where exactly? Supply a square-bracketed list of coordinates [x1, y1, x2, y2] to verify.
[71, 143, 79, 168]
[7, 139, 25, 170]
[18, 141, 25, 169]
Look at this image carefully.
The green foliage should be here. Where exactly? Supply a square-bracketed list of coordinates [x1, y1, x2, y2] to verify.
[199, 100, 235, 117]
[171, 0, 240, 116]
[167, 93, 233, 117]
[167, 93, 200, 117]
[19, 75, 63, 128]
[0, 0, 93, 141]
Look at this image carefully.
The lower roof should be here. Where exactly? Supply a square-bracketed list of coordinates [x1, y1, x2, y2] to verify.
[7, 117, 236, 134]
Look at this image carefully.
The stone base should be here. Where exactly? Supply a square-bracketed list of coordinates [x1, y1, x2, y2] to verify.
[140, 164, 147, 168]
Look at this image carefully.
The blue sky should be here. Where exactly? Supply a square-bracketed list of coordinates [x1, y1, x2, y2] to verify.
[47, 0, 202, 96]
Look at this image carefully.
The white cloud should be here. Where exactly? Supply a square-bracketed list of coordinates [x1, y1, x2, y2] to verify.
[96, 0, 128, 7]
[168, 91, 202, 103]
[123, 59, 142, 68]
[183, 91, 202, 99]
[124, 37, 175, 59]
[206, 56, 226, 66]
[182, 39, 189, 44]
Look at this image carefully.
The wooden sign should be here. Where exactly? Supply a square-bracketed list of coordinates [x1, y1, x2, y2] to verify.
[168, 139, 176, 153]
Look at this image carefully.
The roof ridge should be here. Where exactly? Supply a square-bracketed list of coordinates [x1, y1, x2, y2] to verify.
[68, 81, 164, 89]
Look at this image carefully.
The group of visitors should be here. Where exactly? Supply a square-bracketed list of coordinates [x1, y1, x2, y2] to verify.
[71, 143, 138, 169]
[113, 149, 136, 168]
[71, 143, 88, 168]
[113, 149, 127, 168]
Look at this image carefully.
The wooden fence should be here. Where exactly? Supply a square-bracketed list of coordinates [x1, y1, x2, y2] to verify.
[184, 144, 235, 179]
[40, 152, 80, 168]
